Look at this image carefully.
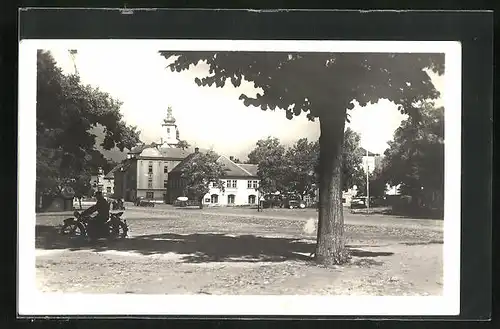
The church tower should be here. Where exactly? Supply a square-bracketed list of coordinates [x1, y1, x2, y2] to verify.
[161, 106, 180, 147]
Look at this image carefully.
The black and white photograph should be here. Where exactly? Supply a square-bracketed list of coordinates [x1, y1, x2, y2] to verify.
[18, 39, 462, 316]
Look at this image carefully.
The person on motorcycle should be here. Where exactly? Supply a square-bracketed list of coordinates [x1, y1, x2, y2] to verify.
[81, 191, 110, 238]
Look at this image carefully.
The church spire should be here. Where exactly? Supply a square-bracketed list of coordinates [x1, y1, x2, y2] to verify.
[162, 106, 176, 126]
[161, 106, 179, 147]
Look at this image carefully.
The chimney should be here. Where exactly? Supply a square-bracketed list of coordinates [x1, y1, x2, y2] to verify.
[229, 156, 234, 161]
[194, 147, 199, 153]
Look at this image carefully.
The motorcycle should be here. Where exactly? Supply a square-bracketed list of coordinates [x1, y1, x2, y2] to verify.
[60, 210, 129, 240]
[112, 199, 126, 210]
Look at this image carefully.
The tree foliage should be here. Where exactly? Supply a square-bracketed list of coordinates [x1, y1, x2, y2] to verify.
[340, 128, 364, 192]
[36, 50, 141, 198]
[160, 50, 443, 265]
[247, 129, 364, 199]
[176, 140, 191, 150]
[381, 102, 444, 208]
[283, 138, 318, 199]
[354, 167, 387, 198]
[180, 150, 227, 209]
[248, 137, 288, 195]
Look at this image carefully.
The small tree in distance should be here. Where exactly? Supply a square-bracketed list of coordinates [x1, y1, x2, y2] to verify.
[180, 150, 227, 209]
[176, 140, 191, 150]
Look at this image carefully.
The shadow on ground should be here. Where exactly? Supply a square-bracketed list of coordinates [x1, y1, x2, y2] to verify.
[35, 225, 394, 263]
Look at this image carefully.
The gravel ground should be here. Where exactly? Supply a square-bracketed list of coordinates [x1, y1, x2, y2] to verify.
[35, 205, 443, 295]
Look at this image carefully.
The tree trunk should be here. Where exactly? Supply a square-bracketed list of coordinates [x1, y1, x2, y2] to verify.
[199, 196, 204, 209]
[315, 110, 350, 265]
[79, 198, 82, 210]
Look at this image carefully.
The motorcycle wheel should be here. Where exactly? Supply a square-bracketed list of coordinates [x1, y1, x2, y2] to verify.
[60, 222, 86, 238]
[109, 222, 128, 239]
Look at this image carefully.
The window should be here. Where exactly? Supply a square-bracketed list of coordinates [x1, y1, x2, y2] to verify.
[146, 191, 154, 199]
[148, 178, 153, 188]
[227, 194, 235, 204]
[211, 194, 219, 203]
[106, 187, 112, 194]
[252, 180, 258, 189]
[164, 180, 168, 188]
[148, 162, 153, 174]
[212, 182, 218, 188]
[167, 127, 171, 134]
[232, 180, 237, 188]
[205, 198, 211, 203]
[164, 166, 168, 173]
[248, 195, 256, 204]
[226, 180, 231, 188]
[247, 180, 252, 189]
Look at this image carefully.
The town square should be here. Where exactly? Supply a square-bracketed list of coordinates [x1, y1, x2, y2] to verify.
[30, 42, 448, 298]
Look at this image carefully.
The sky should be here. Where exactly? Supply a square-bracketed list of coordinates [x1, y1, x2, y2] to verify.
[48, 48, 444, 160]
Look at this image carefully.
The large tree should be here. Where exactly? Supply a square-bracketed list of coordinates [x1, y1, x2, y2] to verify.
[160, 51, 443, 265]
[37, 50, 141, 201]
[180, 150, 227, 209]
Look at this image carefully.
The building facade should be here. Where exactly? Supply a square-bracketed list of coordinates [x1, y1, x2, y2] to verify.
[360, 148, 383, 174]
[113, 107, 197, 202]
[89, 167, 114, 197]
[168, 150, 260, 207]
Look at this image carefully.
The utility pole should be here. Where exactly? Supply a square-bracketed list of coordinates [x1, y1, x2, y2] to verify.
[68, 50, 78, 75]
[366, 148, 370, 213]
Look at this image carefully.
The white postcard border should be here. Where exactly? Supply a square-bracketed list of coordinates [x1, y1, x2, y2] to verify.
[18, 39, 461, 316]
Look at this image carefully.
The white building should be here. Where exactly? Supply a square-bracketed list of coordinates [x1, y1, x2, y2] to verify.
[90, 167, 114, 197]
[168, 150, 260, 206]
[360, 148, 383, 174]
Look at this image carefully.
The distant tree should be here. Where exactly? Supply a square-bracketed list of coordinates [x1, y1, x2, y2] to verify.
[246, 136, 286, 164]
[340, 128, 364, 192]
[72, 174, 92, 209]
[36, 50, 140, 200]
[232, 157, 242, 163]
[381, 103, 444, 209]
[246, 137, 288, 195]
[180, 150, 227, 209]
[161, 51, 443, 265]
[283, 129, 364, 199]
[355, 167, 387, 198]
[176, 140, 191, 150]
[283, 138, 318, 199]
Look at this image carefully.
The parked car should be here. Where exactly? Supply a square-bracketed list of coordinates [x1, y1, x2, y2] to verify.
[283, 199, 306, 209]
[135, 197, 155, 207]
[350, 197, 367, 209]
[261, 195, 284, 208]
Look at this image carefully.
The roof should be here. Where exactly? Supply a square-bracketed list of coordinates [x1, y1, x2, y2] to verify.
[170, 152, 258, 178]
[104, 163, 123, 178]
[238, 164, 258, 176]
[169, 152, 202, 174]
[128, 143, 207, 159]
[217, 155, 253, 177]
[359, 148, 380, 157]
